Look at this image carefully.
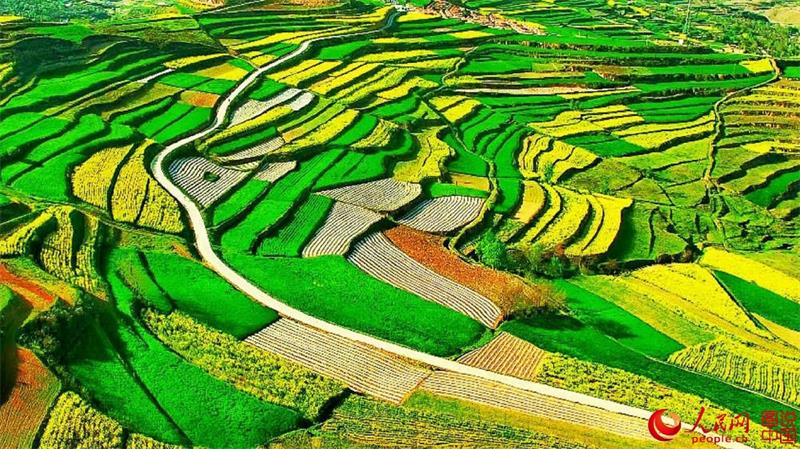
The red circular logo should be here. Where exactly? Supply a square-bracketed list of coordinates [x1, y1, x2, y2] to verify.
[648, 409, 682, 441]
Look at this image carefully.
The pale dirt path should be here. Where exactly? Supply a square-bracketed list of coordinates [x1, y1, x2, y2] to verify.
[150, 9, 749, 448]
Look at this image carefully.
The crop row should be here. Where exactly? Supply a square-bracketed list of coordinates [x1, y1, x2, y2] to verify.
[669, 339, 800, 406]
[0, 348, 60, 449]
[318, 178, 421, 213]
[217, 136, 286, 164]
[302, 201, 383, 257]
[317, 395, 592, 449]
[39, 392, 123, 449]
[511, 184, 631, 258]
[246, 319, 431, 404]
[168, 157, 249, 208]
[384, 226, 540, 314]
[37, 207, 102, 293]
[396, 196, 484, 234]
[394, 127, 454, 182]
[107, 141, 184, 233]
[419, 371, 652, 440]
[229, 88, 300, 126]
[517, 135, 599, 182]
[143, 309, 345, 420]
[458, 332, 545, 380]
[348, 232, 502, 328]
[254, 160, 297, 182]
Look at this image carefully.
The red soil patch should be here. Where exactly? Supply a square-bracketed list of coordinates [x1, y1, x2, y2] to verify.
[0, 348, 60, 449]
[385, 226, 543, 313]
[0, 263, 54, 309]
[180, 90, 220, 108]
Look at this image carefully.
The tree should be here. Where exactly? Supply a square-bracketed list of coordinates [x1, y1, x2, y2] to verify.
[17, 293, 97, 367]
[475, 231, 508, 269]
[504, 283, 567, 319]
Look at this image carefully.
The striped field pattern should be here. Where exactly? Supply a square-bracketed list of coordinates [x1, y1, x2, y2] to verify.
[457, 332, 546, 380]
[302, 201, 383, 257]
[347, 232, 502, 328]
[254, 161, 297, 182]
[229, 88, 300, 126]
[419, 371, 652, 440]
[397, 196, 484, 233]
[168, 157, 248, 207]
[318, 178, 422, 212]
[216, 136, 285, 164]
[245, 319, 431, 404]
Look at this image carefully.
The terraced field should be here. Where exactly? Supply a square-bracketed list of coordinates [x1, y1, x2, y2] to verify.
[1, 0, 800, 448]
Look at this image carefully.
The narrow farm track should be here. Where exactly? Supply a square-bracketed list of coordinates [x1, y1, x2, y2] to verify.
[150, 9, 750, 448]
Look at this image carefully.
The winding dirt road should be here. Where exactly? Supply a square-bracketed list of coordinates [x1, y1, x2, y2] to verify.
[150, 9, 749, 448]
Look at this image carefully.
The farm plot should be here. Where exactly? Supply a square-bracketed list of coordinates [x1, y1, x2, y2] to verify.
[457, 332, 546, 381]
[304, 394, 661, 449]
[227, 254, 485, 357]
[0, 207, 101, 294]
[254, 160, 297, 182]
[216, 137, 285, 164]
[721, 158, 800, 197]
[320, 395, 584, 449]
[565, 194, 632, 257]
[144, 310, 345, 420]
[36, 207, 102, 293]
[82, 266, 302, 448]
[529, 349, 776, 447]
[530, 189, 591, 250]
[384, 226, 542, 313]
[0, 211, 56, 257]
[302, 201, 383, 257]
[501, 313, 791, 422]
[10, 120, 136, 203]
[569, 275, 716, 348]
[347, 232, 503, 328]
[517, 135, 599, 182]
[168, 157, 249, 207]
[418, 371, 652, 440]
[230, 88, 301, 125]
[246, 319, 431, 404]
[203, 92, 314, 158]
[514, 185, 626, 258]
[73, 140, 185, 234]
[714, 271, 800, 332]
[718, 79, 800, 149]
[605, 204, 689, 262]
[275, 103, 360, 155]
[393, 127, 453, 182]
[701, 247, 800, 303]
[39, 392, 123, 449]
[627, 264, 765, 338]
[555, 280, 684, 359]
[0, 348, 60, 449]
[258, 194, 334, 257]
[669, 339, 800, 406]
[396, 196, 484, 234]
[220, 149, 344, 253]
[317, 178, 422, 212]
[113, 249, 278, 338]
